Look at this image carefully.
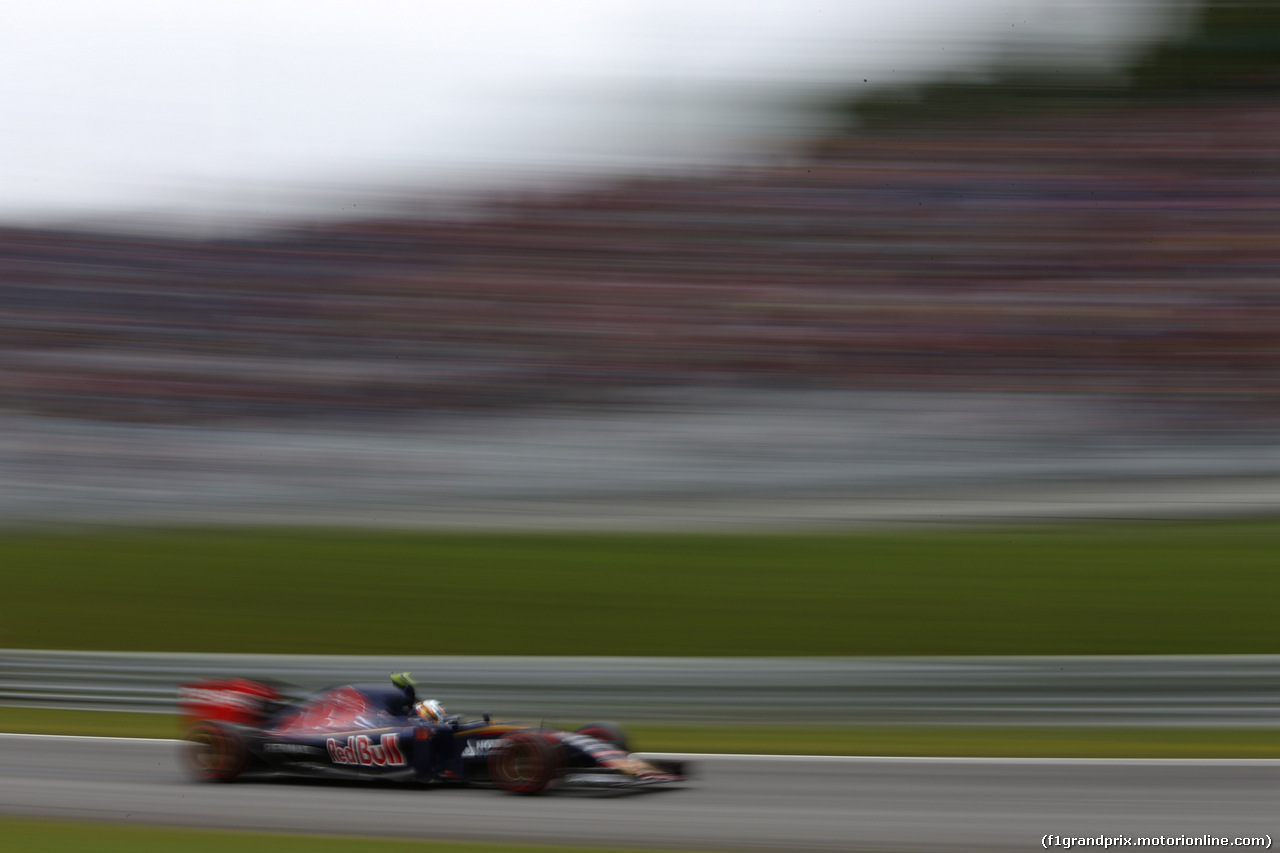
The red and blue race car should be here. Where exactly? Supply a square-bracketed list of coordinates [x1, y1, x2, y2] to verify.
[179, 675, 686, 795]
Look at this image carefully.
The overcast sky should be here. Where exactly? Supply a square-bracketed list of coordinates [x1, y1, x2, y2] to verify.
[1, 0, 1188, 228]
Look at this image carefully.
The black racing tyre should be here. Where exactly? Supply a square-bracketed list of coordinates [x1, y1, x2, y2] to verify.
[487, 732, 560, 795]
[181, 721, 250, 782]
[575, 721, 630, 753]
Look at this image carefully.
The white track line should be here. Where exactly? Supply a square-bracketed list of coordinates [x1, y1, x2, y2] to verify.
[639, 751, 1280, 766]
[0, 732, 176, 744]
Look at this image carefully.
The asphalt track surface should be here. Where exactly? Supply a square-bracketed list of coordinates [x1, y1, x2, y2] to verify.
[1, 735, 1277, 851]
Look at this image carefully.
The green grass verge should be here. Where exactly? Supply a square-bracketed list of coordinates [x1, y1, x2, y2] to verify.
[4, 521, 1280, 655]
[0, 818, 701, 853]
[4, 708, 1278, 758]
[0, 707, 172, 739]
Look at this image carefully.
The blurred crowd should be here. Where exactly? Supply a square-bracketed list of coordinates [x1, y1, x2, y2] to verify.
[2, 96, 1278, 426]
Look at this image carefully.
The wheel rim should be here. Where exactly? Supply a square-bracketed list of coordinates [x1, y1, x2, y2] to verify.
[502, 742, 536, 781]
[190, 732, 220, 773]
[492, 735, 554, 793]
[184, 729, 224, 777]
[183, 726, 242, 780]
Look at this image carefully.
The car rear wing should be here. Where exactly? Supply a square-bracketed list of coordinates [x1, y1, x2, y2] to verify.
[178, 678, 283, 727]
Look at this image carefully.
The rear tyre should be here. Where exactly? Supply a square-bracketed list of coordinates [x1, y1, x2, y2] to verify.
[575, 721, 630, 753]
[488, 732, 560, 794]
[181, 721, 250, 782]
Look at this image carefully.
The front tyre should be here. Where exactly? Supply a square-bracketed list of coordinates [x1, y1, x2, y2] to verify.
[575, 721, 629, 752]
[181, 721, 250, 782]
[488, 732, 560, 794]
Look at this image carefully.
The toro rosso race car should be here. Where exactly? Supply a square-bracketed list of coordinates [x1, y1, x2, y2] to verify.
[179, 674, 686, 795]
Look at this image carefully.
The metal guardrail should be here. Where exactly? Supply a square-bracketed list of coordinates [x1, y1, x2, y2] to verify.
[2, 651, 1279, 726]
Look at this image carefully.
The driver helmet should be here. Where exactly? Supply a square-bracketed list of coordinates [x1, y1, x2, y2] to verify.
[414, 698, 446, 723]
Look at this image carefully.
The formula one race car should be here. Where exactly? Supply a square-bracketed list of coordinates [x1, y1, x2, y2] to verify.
[178, 674, 686, 795]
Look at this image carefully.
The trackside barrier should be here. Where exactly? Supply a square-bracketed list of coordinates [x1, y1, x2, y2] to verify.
[1, 651, 1279, 725]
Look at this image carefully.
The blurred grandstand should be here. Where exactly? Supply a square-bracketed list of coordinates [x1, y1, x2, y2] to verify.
[1, 0, 1278, 524]
[3, 99, 1277, 424]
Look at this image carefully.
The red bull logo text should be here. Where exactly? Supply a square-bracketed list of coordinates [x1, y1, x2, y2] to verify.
[326, 733, 405, 767]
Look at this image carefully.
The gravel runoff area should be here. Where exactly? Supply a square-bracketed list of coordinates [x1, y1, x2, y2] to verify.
[3, 389, 1280, 529]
